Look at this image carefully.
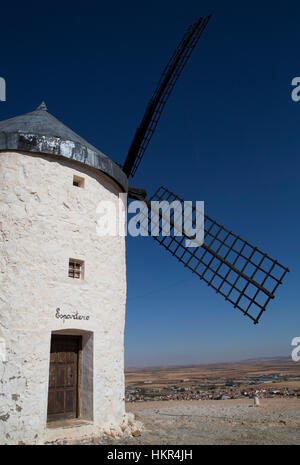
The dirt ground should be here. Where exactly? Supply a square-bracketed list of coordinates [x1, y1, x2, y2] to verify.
[86, 398, 300, 445]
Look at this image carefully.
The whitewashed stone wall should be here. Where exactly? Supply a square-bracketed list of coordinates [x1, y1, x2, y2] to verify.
[0, 151, 130, 444]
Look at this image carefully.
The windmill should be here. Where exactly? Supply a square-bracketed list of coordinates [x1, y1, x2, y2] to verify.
[0, 12, 291, 445]
[123, 14, 289, 325]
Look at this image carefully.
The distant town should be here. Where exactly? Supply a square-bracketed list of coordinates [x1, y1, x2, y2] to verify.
[125, 360, 300, 403]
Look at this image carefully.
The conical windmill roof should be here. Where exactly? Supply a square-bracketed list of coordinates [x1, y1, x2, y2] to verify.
[0, 102, 127, 191]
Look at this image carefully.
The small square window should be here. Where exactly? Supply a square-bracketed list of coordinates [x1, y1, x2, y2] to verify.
[73, 175, 84, 188]
[68, 259, 84, 279]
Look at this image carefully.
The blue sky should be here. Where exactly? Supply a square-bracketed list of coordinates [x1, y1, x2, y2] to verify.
[1, 0, 299, 366]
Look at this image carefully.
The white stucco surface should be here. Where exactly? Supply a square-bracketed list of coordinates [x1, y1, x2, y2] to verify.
[0, 151, 134, 444]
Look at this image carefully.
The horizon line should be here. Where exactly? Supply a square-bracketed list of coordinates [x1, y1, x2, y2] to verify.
[124, 355, 290, 370]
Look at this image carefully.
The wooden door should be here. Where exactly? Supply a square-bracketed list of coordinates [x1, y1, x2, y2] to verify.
[47, 335, 81, 422]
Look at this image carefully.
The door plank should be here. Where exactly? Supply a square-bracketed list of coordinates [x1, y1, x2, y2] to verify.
[47, 335, 81, 421]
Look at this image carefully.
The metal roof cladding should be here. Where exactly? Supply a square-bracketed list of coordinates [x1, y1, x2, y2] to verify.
[0, 102, 128, 192]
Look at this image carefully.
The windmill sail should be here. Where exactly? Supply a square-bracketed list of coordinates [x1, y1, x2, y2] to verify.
[123, 15, 211, 178]
[137, 186, 289, 324]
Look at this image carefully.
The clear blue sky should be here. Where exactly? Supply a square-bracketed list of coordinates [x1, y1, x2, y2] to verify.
[1, 0, 299, 366]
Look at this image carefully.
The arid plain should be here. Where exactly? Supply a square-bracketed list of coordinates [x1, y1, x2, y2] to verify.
[125, 358, 300, 395]
[122, 358, 300, 445]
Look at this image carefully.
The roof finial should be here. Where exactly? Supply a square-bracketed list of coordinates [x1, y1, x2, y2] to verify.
[35, 101, 48, 111]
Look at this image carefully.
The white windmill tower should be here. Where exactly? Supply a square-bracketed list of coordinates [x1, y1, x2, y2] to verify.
[0, 102, 130, 443]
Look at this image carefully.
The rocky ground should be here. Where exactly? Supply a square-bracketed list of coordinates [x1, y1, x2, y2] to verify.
[57, 398, 300, 445]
